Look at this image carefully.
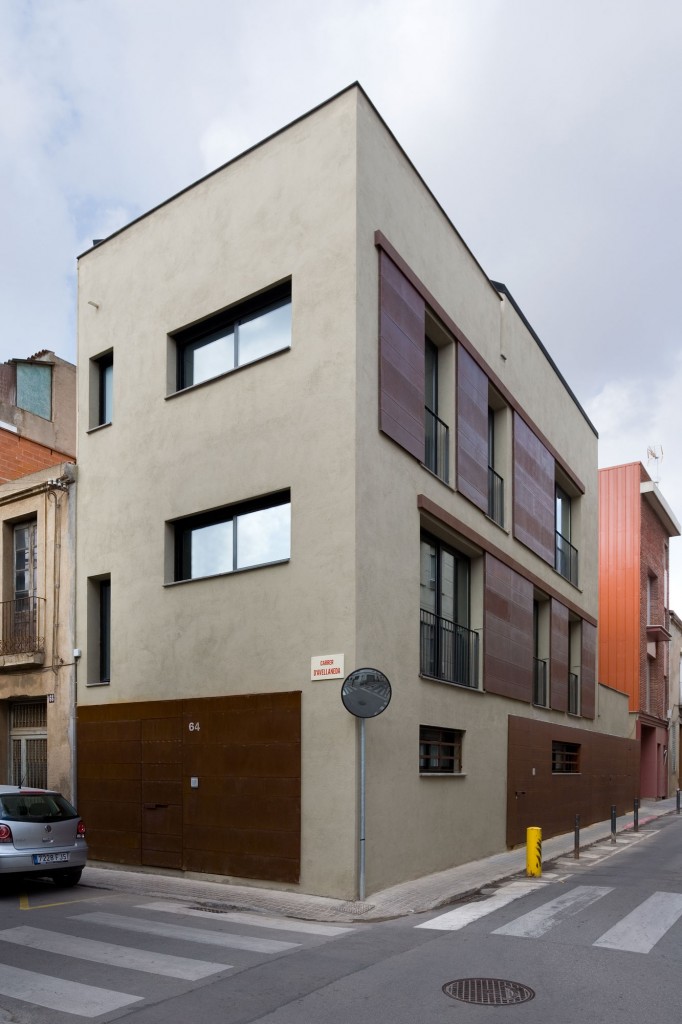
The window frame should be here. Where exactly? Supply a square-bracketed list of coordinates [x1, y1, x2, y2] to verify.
[172, 281, 292, 394]
[171, 490, 291, 584]
[552, 740, 580, 773]
[419, 725, 464, 775]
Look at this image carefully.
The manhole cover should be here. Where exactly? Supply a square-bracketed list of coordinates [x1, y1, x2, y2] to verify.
[443, 978, 535, 1006]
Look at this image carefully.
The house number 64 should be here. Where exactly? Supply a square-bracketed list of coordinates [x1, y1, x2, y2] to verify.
[188, 722, 200, 732]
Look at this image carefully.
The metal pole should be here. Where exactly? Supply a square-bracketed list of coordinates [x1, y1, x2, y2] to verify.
[359, 717, 366, 902]
[610, 805, 617, 844]
[574, 814, 580, 859]
[677, 789, 680, 815]
[633, 798, 639, 833]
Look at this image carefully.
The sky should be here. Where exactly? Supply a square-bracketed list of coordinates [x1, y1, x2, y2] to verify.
[1, 0, 681, 600]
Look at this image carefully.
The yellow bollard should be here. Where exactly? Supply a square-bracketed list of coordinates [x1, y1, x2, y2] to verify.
[526, 826, 542, 877]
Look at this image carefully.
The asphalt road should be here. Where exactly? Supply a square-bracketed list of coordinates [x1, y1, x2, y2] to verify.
[1, 813, 681, 1023]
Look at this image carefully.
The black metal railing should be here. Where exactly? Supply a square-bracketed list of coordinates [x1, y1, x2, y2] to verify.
[420, 609, 479, 688]
[488, 466, 504, 526]
[533, 658, 548, 707]
[568, 672, 580, 715]
[424, 407, 449, 483]
[555, 531, 579, 586]
[0, 597, 46, 656]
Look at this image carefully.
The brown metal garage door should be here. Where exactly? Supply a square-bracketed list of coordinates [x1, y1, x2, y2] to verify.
[77, 692, 301, 883]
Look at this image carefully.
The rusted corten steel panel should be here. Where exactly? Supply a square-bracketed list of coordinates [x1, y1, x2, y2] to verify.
[512, 412, 555, 565]
[378, 250, 425, 462]
[581, 621, 597, 719]
[77, 692, 301, 883]
[484, 554, 534, 702]
[506, 716, 639, 848]
[550, 599, 569, 713]
[456, 345, 488, 513]
[598, 463, 641, 710]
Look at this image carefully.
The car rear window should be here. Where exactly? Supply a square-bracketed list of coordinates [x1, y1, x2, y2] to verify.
[0, 792, 78, 822]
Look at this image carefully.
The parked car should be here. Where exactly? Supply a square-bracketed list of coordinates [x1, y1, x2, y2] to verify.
[0, 786, 87, 887]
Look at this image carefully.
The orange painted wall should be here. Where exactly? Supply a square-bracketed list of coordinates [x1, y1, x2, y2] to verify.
[598, 463, 641, 710]
[0, 428, 71, 483]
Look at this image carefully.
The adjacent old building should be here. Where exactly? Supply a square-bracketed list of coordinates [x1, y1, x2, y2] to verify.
[599, 462, 681, 798]
[75, 84, 635, 899]
[0, 352, 77, 799]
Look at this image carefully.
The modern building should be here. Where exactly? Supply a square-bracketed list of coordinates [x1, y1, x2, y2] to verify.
[0, 352, 77, 798]
[599, 462, 681, 798]
[75, 84, 635, 899]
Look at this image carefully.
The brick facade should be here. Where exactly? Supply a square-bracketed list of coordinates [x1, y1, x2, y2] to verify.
[0, 429, 71, 484]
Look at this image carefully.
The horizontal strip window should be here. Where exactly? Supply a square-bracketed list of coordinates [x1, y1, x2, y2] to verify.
[172, 281, 291, 392]
[173, 491, 290, 582]
[419, 725, 463, 774]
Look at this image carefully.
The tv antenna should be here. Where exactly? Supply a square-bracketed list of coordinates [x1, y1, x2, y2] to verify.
[647, 444, 663, 483]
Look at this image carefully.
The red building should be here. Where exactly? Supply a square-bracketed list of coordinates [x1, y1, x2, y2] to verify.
[599, 462, 680, 797]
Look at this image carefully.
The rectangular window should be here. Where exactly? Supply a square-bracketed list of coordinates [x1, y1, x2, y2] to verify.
[555, 483, 578, 585]
[419, 533, 478, 687]
[424, 335, 449, 482]
[99, 578, 111, 682]
[89, 351, 113, 427]
[173, 491, 291, 582]
[87, 574, 111, 685]
[174, 283, 291, 392]
[552, 740, 580, 773]
[419, 725, 463, 774]
[16, 361, 52, 420]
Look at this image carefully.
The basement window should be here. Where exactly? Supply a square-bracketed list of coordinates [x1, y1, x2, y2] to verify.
[419, 725, 463, 775]
[552, 741, 580, 774]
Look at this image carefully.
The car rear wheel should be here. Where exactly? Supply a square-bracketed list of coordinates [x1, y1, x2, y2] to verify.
[52, 868, 83, 888]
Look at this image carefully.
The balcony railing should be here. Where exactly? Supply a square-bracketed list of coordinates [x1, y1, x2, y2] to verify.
[533, 658, 548, 707]
[488, 466, 504, 526]
[555, 531, 579, 586]
[420, 608, 479, 688]
[424, 406, 449, 483]
[0, 597, 46, 657]
[568, 672, 580, 715]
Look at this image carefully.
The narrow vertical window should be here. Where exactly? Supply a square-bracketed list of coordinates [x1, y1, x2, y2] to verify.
[99, 578, 111, 682]
[98, 353, 113, 425]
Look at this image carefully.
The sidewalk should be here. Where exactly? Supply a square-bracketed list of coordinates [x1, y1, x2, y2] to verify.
[81, 797, 679, 924]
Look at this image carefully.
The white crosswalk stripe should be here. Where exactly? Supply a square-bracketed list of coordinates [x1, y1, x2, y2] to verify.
[594, 891, 682, 953]
[420, 883, 682, 955]
[492, 885, 613, 938]
[0, 902, 353, 1018]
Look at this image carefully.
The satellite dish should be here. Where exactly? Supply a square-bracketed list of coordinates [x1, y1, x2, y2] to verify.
[341, 667, 392, 719]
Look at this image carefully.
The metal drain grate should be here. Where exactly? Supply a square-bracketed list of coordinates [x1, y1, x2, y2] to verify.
[443, 978, 535, 1006]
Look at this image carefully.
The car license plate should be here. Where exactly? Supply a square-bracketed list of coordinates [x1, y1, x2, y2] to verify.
[32, 853, 69, 865]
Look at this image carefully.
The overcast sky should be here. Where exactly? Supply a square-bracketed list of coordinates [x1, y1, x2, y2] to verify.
[2, 0, 681, 601]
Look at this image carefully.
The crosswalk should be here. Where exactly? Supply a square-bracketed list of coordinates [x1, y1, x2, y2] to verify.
[418, 882, 682, 955]
[0, 899, 353, 1019]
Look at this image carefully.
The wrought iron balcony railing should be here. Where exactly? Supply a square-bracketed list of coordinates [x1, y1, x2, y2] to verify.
[0, 597, 46, 657]
[424, 406, 449, 483]
[555, 531, 579, 586]
[420, 608, 479, 688]
[533, 657, 549, 707]
[488, 466, 504, 526]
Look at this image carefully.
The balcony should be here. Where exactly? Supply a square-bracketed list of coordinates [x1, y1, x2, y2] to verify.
[424, 406, 449, 484]
[420, 608, 479, 688]
[555, 531, 579, 586]
[0, 598, 46, 670]
[568, 672, 580, 715]
[488, 466, 504, 526]
[533, 658, 548, 707]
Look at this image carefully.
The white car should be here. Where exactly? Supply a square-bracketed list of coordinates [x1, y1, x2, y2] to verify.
[0, 785, 87, 887]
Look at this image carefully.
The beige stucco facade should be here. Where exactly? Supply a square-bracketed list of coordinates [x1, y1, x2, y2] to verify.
[0, 462, 77, 800]
[76, 86, 631, 899]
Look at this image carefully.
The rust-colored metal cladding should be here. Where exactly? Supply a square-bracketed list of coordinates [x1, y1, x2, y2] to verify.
[77, 692, 301, 883]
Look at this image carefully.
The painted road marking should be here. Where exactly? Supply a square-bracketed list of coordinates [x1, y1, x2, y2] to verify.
[415, 881, 547, 931]
[0, 925, 230, 980]
[492, 885, 613, 938]
[0, 962, 140, 1017]
[73, 912, 300, 952]
[594, 892, 682, 953]
[138, 902, 352, 936]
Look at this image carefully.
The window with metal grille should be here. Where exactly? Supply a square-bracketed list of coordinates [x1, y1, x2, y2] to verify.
[10, 700, 46, 730]
[419, 725, 463, 774]
[552, 740, 580, 773]
[10, 700, 47, 789]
